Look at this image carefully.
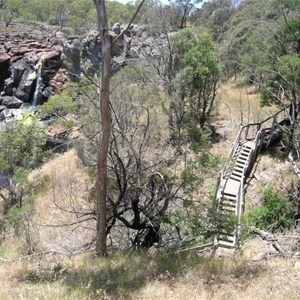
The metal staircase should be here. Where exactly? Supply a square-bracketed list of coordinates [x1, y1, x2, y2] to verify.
[214, 109, 289, 249]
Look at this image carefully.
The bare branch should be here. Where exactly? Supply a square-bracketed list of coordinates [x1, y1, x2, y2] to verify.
[111, 0, 146, 48]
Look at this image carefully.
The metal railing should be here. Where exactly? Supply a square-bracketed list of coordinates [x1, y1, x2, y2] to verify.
[222, 108, 288, 180]
[215, 108, 289, 248]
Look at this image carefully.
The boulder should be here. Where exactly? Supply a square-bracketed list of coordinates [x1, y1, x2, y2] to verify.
[0, 53, 11, 90]
[0, 108, 22, 121]
[0, 96, 23, 108]
[3, 78, 14, 96]
[111, 23, 121, 35]
[0, 52, 10, 64]
[0, 105, 6, 112]
[63, 38, 81, 79]
[15, 68, 37, 102]
[10, 59, 27, 86]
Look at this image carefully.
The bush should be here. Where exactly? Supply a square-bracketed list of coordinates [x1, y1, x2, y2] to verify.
[247, 186, 295, 232]
[0, 112, 48, 172]
[38, 91, 76, 118]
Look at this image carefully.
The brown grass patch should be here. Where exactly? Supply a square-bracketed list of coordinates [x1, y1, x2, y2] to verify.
[29, 149, 95, 253]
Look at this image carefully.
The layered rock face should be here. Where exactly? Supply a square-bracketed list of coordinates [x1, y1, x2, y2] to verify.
[0, 25, 65, 108]
[0, 24, 66, 122]
[0, 22, 165, 123]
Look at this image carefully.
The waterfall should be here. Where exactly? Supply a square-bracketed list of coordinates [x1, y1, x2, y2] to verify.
[32, 60, 43, 106]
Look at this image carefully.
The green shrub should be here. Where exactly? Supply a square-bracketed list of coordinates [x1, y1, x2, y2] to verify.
[38, 91, 76, 118]
[186, 122, 210, 153]
[247, 186, 295, 232]
[0, 113, 48, 172]
[6, 203, 32, 231]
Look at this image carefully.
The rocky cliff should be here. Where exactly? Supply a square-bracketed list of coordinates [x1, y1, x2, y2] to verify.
[0, 22, 165, 123]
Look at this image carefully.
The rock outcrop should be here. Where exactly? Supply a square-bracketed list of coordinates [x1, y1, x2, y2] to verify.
[0, 24, 65, 115]
[0, 22, 165, 124]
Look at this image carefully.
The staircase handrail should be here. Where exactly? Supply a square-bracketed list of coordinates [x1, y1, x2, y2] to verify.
[246, 107, 288, 130]
[215, 170, 224, 202]
[222, 107, 288, 178]
[215, 107, 288, 248]
[235, 173, 244, 247]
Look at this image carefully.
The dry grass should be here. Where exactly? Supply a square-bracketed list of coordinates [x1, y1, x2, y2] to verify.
[0, 81, 299, 299]
[245, 154, 296, 209]
[212, 81, 277, 157]
[212, 81, 295, 208]
[0, 240, 300, 300]
[28, 149, 95, 253]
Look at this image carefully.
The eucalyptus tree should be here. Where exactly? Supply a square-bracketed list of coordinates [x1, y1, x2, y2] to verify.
[255, 0, 300, 160]
[93, 0, 145, 256]
[166, 30, 222, 145]
[0, 112, 48, 209]
[169, 0, 202, 28]
[185, 33, 223, 128]
[220, 0, 274, 79]
[0, 0, 24, 26]
[192, 0, 236, 40]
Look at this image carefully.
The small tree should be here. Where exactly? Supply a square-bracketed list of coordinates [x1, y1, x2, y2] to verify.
[185, 33, 223, 127]
[247, 187, 295, 232]
[169, 0, 202, 28]
[0, 0, 24, 26]
[0, 112, 48, 209]
[48, 0, 73, 29]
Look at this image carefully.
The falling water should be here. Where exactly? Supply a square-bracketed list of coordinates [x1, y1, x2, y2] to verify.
[32, 60, 43, 106]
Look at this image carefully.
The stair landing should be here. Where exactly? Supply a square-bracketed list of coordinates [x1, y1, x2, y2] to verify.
[223, 179, 240, 197]
[242, 141, 255, 148]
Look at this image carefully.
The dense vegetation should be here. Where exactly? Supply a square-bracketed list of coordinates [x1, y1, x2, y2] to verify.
[0, 0, 299, 257]
[1, 1, 300, 298]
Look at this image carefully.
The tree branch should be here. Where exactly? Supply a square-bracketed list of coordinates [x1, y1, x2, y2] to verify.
[111, 0, 146, 48]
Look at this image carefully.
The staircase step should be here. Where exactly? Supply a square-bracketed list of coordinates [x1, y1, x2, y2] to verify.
[220, 206, 236, 213]
[242, 145, 252, 150]
[221, 200, 236, 207]
[222, 199, 236, 206]
[234, 165, 244, 172]
[222, 195, 236, 201]
[218, 240, 236, 248]
[223, 179, 240, 196]
[229, 175, 242, 182]
[240, 150, 251, 155]
[233, 166, 244, 174]
[237, 158, 247, 164]
[233, 170, 244, 176]
[239, 153, 250, 159]
[235, 162, 246, 168]
[222, 194, 237, 201]
[221, 205, 236, 211]
[243, 141, 255, 148]
[230, 174, 242, 181]
[219, 234, 235, 242]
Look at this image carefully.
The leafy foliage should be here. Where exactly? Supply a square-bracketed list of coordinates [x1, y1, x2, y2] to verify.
[169, 0, 201, 28]
[185, 33, 223, 127]
[247, 186, 295, 232]
[0, 112, 47, 173]
[167, 30, 222, 149]
[38, 90, 76, 118]
[0, 0, 135, 30]
[0, 0, 24, 26]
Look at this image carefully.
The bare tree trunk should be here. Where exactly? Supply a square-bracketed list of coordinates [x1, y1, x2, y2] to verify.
[94, 0, 112, 256]
[93, 0, 145, 256]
